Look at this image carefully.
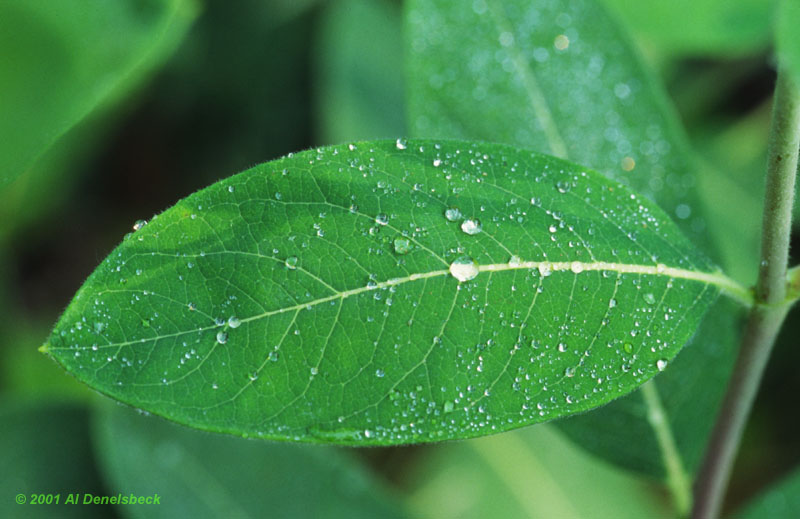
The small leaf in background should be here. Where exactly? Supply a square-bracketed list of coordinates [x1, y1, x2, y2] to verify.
[405, 0, 747, 492]
[0, 0, 197, 188]
[601, 0, 770, 58]
[404, 424, 670, 518]
[44, 140, 735, 444]
[0, 401, 113, 519]
[314, 0, 405, 144]
[736, 466, 800, 518]
[93, 401, 405, 519]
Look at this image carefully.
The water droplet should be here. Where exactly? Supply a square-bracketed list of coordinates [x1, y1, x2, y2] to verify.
[570, 261, 584, 274]
[375, 213, 389, 226]
[444, 401, 455, 413]
[565, 366, 576, 377]
[608, 298, 617, 308]
[643, 293, 656, 305]
[656, 359, 668, 371]
[284, 256, 298, 270]
[310, 367, 319, 376]
[444, 207, 462, 221]
[228, 185, 235, 193]
[538, 264, 552, 277]
[187, 302, 196, 311]
[554, 34, 570, 50]
[461, 218, 482, 235]
[395, 138, 408, 150]
[132, 219, 147, 231]
[558, 343, 568, 352]
[623, 342, 633, 354]
[449, 256, 479, 282]
[228, 316, 241, 328]
[268, 351, 279, 362]
[433, 158, 443, 167]
[375, 369, 385, 378]
[508, 255, 523, 267]
[393, 237, 412, 255]
[216, 331, 228, 344]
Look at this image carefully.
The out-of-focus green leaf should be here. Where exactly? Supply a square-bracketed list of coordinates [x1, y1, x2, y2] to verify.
[405, 424, 670, 519]
[0, 401, 113, 519]
[43, 140, 739, 444]
[777, 0, 800, 86]
[314, 0, 405, 144]
[0, 0, 197, 188]
[0, 317, 93, 401]
[405, 0, 744, 489]
[737, 467, 800, 518]
[602, 0, 770, 58]
[93, 401, 406, 519]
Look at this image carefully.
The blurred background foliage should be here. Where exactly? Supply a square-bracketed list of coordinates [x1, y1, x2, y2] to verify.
[0, 0, 798, 517]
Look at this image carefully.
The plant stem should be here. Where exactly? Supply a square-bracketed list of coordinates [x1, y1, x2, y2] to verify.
[691, 69, 800, 519]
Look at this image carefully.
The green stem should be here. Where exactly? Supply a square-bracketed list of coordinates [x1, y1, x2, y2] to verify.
[691, 69, 800, 519]
[641, 381, 691, 516]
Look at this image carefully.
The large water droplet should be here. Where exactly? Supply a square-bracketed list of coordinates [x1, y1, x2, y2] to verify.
[449, 256, 479, 282]
[393, 237, 412, 255]
[284, 256, 298, 270]
[375, 213, 389, 226]
[444, 207, 462, 221]
[132, 219, 147, 231]
[643, 293, 657, 305]
[216, 331, 228, 344]
[461, 218, 482, 235]
[656, 359, 668, 371]
[228, 316, 241, 328]
[395, 138, 408, 150]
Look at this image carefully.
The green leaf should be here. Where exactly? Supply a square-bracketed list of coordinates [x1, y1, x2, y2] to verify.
[93, 401, 406, 519]
[0, 0, 197, 188]
[44, 140, 742, 444]
[405, 0, 703, 234]
[405, 425, 670, 518]
[777, 0, 800, 86]
[0, 401, 111, 519]
[314, 0, 405, 144]
[736, 467, 800, 518]
[405, 0, 745, 486]
[601, 0, 770, 57]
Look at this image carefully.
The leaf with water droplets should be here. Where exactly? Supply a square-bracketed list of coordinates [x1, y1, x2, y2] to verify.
[405, 0, 746, 481]
[43, 140, 743, 444]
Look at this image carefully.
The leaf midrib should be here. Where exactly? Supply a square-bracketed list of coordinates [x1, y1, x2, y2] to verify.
[51, 258, 745, 353]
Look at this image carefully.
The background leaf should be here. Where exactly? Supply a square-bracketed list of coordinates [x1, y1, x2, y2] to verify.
[0, 401, 112, 519]
[736, 466, 800, 518]
[0, 0, 197, 188]
[93, 401, 406, 519]
[777, 0, 800, 87]
[44, 140, 729, 444]
[404, 0, 746, 490]
[314, 0, 405, 145]
[601, 0, 770, 58]
[404, 424, 670, 518]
